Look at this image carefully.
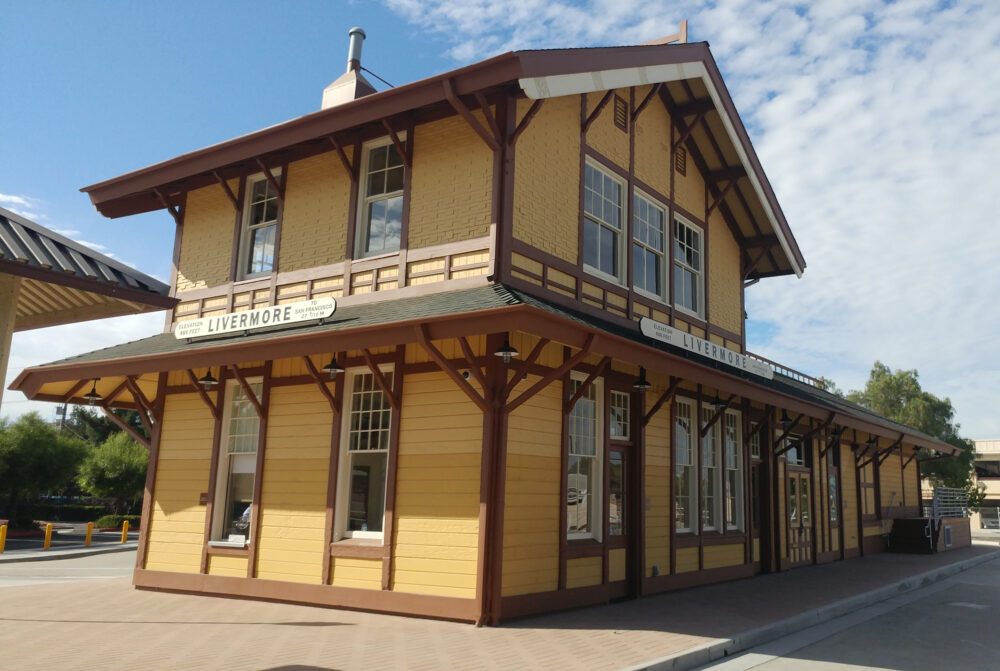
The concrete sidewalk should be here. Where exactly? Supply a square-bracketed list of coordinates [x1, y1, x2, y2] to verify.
[0, 544, 996, 671]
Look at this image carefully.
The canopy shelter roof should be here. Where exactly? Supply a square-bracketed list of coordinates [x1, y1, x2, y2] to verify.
[80, 42, 804, 280]
[10, 284, 955, 456]
[0, 207, 176, 331]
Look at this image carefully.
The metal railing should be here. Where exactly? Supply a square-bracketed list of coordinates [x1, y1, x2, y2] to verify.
[924, 487, 969, 525]
[745, 352, 827, 389]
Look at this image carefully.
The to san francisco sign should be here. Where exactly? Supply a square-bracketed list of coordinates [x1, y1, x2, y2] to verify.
[173, 298, 337, 340]
[638, 317, 773, 380]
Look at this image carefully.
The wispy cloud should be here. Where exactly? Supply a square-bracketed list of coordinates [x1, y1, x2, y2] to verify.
[0, 192, 43, 220]
[386, 0, 1000, 437]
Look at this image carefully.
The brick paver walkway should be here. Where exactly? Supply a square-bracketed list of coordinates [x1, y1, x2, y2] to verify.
[0, 545, 996, 671]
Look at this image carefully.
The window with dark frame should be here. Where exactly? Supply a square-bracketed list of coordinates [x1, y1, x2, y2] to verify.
[632, 192, 666, 300]
[240, 176, 280, 278]
[583, 162, 624, 282]
[358, 139, 405, 258]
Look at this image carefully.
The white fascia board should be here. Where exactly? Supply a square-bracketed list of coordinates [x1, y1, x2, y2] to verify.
[519, 63, 803, 278]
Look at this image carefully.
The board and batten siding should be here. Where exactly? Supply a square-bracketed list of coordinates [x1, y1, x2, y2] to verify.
[502, 375, 562, 597]
[145, 393, 214, 573]
[391, 371, 481, 599]
[255, 385, 331, 584]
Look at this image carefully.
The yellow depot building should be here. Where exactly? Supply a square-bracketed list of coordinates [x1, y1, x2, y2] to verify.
[10, 31, 960, 625]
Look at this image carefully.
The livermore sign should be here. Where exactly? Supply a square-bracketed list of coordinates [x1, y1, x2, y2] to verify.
[174, 298, 336, 340]
[638, 317, 773, 380]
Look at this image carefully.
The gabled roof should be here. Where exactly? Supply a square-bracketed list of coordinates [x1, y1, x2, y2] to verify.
[10, 283, 953, 455]
[0, 207, 175, 330]
[80, 42, 804, 278]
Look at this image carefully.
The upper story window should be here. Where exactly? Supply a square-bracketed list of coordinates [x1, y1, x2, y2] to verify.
[583, 162, 624, 283]
[240, 175, 280, 279]
[358, 138, 405, 258]
[673, 216, 703, 317]
[632, 191, 666, 300]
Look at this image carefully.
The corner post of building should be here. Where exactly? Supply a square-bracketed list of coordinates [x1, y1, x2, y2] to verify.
[0, 274, 22, 410]
[135, 372, 168, 573]
[483, 332, 510, 625]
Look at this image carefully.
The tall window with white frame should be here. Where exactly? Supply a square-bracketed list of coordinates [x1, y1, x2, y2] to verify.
[673, 217, 703, 317]
[568, 374, 602, 540]
[724, 410, 744, 531]
[358, 138, 405, 258]
[337, 370, 394, 540]
[240, 176, 280, 278]
[583, 162, 624, 283]
[632, 192, 666, 300]
[701, 406, 722, 531]
[675, 399, 696, 533]
[212, 381, 262, 545]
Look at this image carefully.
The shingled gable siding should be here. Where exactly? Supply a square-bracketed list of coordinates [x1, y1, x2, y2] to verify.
[176, 180, 239, 292]
[280, 151, 351, 273]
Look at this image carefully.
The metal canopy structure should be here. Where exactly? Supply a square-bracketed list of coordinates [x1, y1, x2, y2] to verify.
[0, 206, 176, 409]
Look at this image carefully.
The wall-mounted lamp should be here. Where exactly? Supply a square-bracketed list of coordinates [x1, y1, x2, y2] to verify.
[493, 334, 519, 365]
[321, 356, 345, 379]
[197, 369, 219, 389]
[633, 367, 651, 391]
[82, 379, 102, 405]
[865, 436, 878, 449]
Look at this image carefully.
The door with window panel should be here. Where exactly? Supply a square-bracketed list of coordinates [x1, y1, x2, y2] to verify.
[787, 469, 813, 567]
[607, 389, 637, 599]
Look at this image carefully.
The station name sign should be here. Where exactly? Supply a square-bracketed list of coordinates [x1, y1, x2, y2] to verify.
[174, 298, 337, 340]
[638, 317, 773, 380]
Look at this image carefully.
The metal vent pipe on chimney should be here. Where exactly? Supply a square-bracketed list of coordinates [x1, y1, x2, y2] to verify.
[347, 27, 366, 72]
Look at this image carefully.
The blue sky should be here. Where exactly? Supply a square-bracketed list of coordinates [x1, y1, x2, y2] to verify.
[3, 1, 1000, 438]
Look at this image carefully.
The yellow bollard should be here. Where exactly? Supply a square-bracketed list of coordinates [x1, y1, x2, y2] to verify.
[0, 524, 7, 553]
[85, 522, 94, 547]
[44, 523, 53, 550]
[121, 520, 129, 543]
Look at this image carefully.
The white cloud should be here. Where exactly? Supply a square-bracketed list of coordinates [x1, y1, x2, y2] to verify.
[386, 0, 1000, 438]
[0, 192, 42, 220]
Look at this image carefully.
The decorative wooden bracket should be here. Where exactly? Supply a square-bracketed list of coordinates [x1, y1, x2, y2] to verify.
[443, 78, 500, 151]
[742, 247, 769, 282]
[417, 324, 489, 413]
[99, 379, 130, 409]
[380, 120, 412, 169]
[583, 91, 614, 134]
[302, 355, 340, 413]
[473, 92, 501, 145]
[505, 337, 550, 397]
[255, 159, 285, 201]
[229, 364, 264, 418]
[327, 135, 357, 179]
[707, 178, 737, 217]
[902, 451, 920, 470]
[61, 379, 89, 403]
[699, 394, 737, 439]
[457, 337, 488, 398]
[361, 348, 400, 412]
[124, 375, 156, 436]
[509, 99, 544, 146]
[773, 412, 807, 452]
[642, 376, 681, 427]
[743, 411, 769, 445]
[99, 407, 150, 451]
[671, 110, 709, 151]
[213, 171, 240, 210]
[153, 188, 184, 226]
[632, 83, 662, 122]
[505, 334, 594, 415]
[563, 356, 611, 413]
[186, 369, 220, 420]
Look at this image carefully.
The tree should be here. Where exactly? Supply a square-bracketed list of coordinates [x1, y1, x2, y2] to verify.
[76, 432, 149, 515]
[63, 406, 147, 444]
[0, 412, 87, 526]
[848, 361, 983, 507]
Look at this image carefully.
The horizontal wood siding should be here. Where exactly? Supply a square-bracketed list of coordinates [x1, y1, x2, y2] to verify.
[840, 445, 859, 550]
[565, 556, 602, 589]
[609, 547, 627, 582]
[676, 546, 698, 573]
[645, 392, 671, 578]
[502, 377, 561, 597]
[391, 372, 481, 599]
[207, 555, 248, 577]
[702, 543, 744, 570]
[145, 393, 213, 574]
[330, 557, 382, 590]
[255, 385, 331, 584]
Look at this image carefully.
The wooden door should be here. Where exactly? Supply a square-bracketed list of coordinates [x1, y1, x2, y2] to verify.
[607, 446, 635, 598]
[787, 470, 813, 566]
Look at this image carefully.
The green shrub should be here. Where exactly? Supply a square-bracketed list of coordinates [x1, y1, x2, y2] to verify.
[94, 514, 141, 529]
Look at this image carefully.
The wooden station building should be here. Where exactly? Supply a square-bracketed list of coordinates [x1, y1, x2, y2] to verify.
[10, 32, 960, 625]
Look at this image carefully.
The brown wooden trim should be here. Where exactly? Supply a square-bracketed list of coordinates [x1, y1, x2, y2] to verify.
[329, 541, 384, 559]
[301, 355, 338, 411]
[504, 333, 594, 414]
[321, 365, 345, 585]
[396, 120, 414, 290]
[212, 170, 240, 210]
[457, 336, 487, 392]
[642, 562, 755, 595]
[565, 539, 604, 559]
[133, 569, 478, 623]
[583, 90, 614, 133]
[327, 135, 356, 179]
[479, 333, 509, 625]
[698, 394, 735, 439]
[632, 83, 662, 121]
[505, 336, 549, 397]
[862, 534, 885, 555]
[99, 406, 150, 450]
[416, 324, 488, 412]
[509, 99, 543, 146]
[443, 78, 500, 150]
[558, 347, 571, 591]
[361, 348, 400, 412]
[381, 345, 405, 589]
[199, 369, 228, 574]
[246, 360, 272, 578]
[185, 369, 220, 419]
[135, 373, 167, 571]
[500, 583, 609, 621]
[563, 356, 610, 412]
[227, 177, 247, 283]
[100, 378, 130, 408]
[205, 545, 249, 557]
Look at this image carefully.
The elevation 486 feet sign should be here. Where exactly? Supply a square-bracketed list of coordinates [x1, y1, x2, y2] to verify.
[173, 298, 337, 339]
[638, 317, 773, 380]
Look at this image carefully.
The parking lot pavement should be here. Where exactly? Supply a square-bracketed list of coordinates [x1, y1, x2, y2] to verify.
[0, 550, 137, 588]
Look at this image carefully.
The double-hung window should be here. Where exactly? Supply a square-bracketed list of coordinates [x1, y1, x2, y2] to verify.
[583, 162, 624, 283]
[336, 369, 394, 540]
[358, 138, 405, 258]
[673, 216, 703, 317]
[724, 410, 744, 531]
[632, 192, 666, 300]
[240, 175, 280, 278]
[211, 380, 262, 545]
[701, 406, 722, 531]
[674, 399, 696, 532]
[567, 374, 602, 540]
